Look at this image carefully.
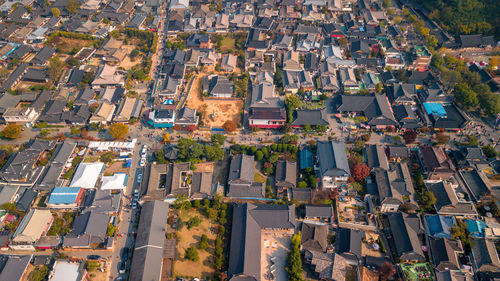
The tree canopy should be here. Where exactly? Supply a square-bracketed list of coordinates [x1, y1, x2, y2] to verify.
[2, 124, 21, 139]
[51, 7, 60, 17]
[417, 0, 499, 38]
[108, 123, 129, 139]
[286, 232, 304, 281]
[222, 120, 237, 132]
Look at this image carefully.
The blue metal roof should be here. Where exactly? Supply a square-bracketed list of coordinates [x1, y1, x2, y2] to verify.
[47, 187, 81, 204]
[423, 102, 447, 118]
[300, 148, 313, 170]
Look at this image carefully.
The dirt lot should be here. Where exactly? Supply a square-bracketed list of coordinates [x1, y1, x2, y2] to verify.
[174, 210, 217, 279]
[50, 37, 94, 54]
[186, 75, 243, 128]
[103, 161, 130, 175]
[119, 45, 140, 70]
[194, 162, 214, 173]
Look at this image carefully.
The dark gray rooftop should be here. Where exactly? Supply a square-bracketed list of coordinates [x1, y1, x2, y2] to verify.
[228, 203, 296, 281]
[317, 141, 350, 178]
[0, 254, 32, 281]
[387, 212, 425, 261]
[129, 201, 169, 281]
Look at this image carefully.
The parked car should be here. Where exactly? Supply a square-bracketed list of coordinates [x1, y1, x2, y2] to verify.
[122, 248, 130, 262]
[139, 158, 146, 167]
[87, 255, 102, 260]
[119, 262, 126, 274]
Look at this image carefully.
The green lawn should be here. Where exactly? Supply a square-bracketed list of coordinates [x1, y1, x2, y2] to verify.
[400, 263, 435, 281]
[220, 37, 235, 51]
[254, 172, 267, 183]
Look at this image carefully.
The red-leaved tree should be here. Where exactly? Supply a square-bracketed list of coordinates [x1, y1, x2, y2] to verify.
[379, 262, 396, 281]
[403, 130, 418, 144]
[350, 163, 370, 182]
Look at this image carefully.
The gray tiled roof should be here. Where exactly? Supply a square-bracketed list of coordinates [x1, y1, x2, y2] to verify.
[275, 161, 296, 188]
[317, 141, 350, 177]
[30, 46, 54, 66]
[471, 238, 500, 272]
[0, 139, 56, 185]
[335, 228, 363, 259]
[37, 141, 76, 190]
[0, 254, 32, 281]
[365, 144, 389, 170]
[228, 203, 296, 280]
[305, 204, 333, 219]
[301, 223, 328, 252]
[335, 93, 397, 126]
[63, 210, 109, 247]
[229, 154, 255, 184]
[291, 109, 329, 126]
[129, 201, 169, 281]
[429, 237, 463, 271]
[427, 181, 477, 216]
[387, 212, 425, 261]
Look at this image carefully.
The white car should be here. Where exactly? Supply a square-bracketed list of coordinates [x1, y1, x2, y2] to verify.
[136, 174, 142, 183]
[139, 158, 146, 167]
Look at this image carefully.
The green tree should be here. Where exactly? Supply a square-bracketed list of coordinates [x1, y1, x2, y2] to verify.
[455, 83, 479, 110]
[187, 216, 201, 229]
[51, 7, 61, 17]
[286, 232, 304, 281]
[464, 135, 479, 146]
[108, 123, 129, 139]
[382, 0, 391, 8]
[478, 91, 500, 115]
[65, 0, 80, 13]
[106, 223, 117, 237]
[285, 95, 302, 123]
[418, 190, 436, 210]
[297, 181, 308, 188]
[70, 126, 81, 136]
[30, 265, 49, 281]
[2, 124, 21, 139]
[376, 82, 384, 93]
[255, 150, 263, 161]
[48, 56, 65, 81]
[204, 145, 224, 161]
[274, 67, 283, 88]
[482, 145, 498, 158]
[211, 134, 227, 145]
[450, 219, 473, 253]
[100, 151, 115, 164]
[184, 247, 199, 261]
[173, 196, 191, 211]
[199, 234, 209, 250]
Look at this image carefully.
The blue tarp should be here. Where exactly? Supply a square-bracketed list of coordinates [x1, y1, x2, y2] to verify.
[465, 219, 487, 238]
[300, 148, 313, 170]
[423, 102, 447, 118]
[425, 215, 455, 238]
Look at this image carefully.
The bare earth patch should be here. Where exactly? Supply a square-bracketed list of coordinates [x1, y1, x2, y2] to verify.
[50, 37, 94, 53]
[186, 75, 243, 128]
[103, 161, 130, 175]
[174, 210, 217, 279]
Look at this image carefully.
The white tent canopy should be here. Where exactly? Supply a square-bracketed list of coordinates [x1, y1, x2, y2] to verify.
[88, 138, 137, 151]
[101, 173, 128, 190]
[70, 162, 105, 189]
